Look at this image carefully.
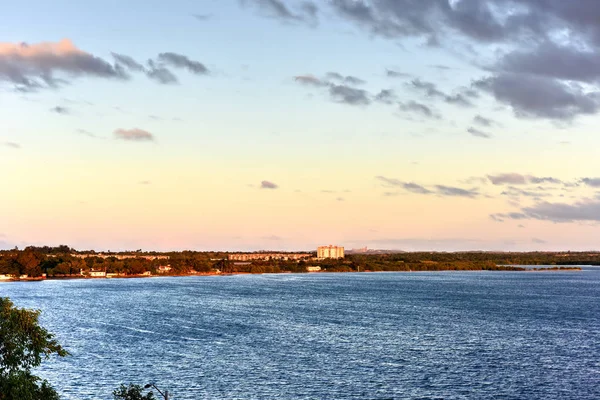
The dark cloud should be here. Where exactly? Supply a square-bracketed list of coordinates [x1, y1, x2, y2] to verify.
[261, 180, 279, 189]
[408, 79, 474, 107]
[3, 142, 20, 149]
[114, 128, 155, 142]
[50, 106, 69, 115]
[292, 1, 600, 121]
[492, 198, 600, 223]
[467, 127, 492, 138]
[158, 53, 209, 75]
[111, 53, 144, 72]
[0, 39, 128, 92]
[474, 72, 600, 120]
[473, 115, 495, 127]
[146, 61, 178, 84]
[374, 89, 397, 104]
[523, 200, 600, 223]
[242, 0, 318, 25]
[329, 84, 370, 106]
[398, 101, 440, 119]
[499, 42, 600, 83]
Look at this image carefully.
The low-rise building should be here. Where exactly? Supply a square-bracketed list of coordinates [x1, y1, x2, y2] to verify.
[306, 266, 321, 272]
[89, 269, 107, 278]
[228, 253, 311, 262]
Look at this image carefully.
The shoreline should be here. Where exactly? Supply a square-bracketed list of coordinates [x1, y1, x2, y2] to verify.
[0, 267, 584, 283]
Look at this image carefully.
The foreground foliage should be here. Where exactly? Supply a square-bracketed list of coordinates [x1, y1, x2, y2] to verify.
[0, 297, 67, 400]
[113, 384, 156, 400]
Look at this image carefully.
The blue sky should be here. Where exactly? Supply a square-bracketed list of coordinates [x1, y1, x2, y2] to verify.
[2, 0, 600, 252]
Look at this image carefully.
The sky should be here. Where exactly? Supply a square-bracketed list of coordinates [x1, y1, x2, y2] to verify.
[3, 0, 600, 252]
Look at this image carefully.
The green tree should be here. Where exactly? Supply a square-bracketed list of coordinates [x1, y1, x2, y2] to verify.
[113, 384, 156, 400]
[0, 297, 68, 400]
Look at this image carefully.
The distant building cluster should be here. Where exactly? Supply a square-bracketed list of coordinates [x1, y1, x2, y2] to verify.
[317, 245, 345, 259]
[228, 253, 311, 262]
[70, 253, 169, 261]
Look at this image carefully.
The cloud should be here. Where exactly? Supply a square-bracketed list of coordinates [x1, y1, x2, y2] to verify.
[192, 14, 212, 21]
[157, 52, 209, 75]
[260, 180, 279, 189]
[111, 52, 145, 72]
[398, 101, 440, 119]
[487, 173, 529, 186]
[0, 39, 128, 91]
[376, 176, 477, 198]
[499, 42, 600, 83]
[242, 0, 318, 25]
[473, 115, 495, 127]
[408, 79, 474, 107]
[50, 106, 70, 115]
[374, 89, 397, 104]
[294, 74, 327, 87]
[487, 173, 565, 186]
[76, 129, 100, 138]
[3, 142, 20, 149]
[329, 84, 370, 106]
[325, 72, 366, 85]
[434, 185, 478, 199]
[500, 186, 551, 199]
[146, 60, 178, 84]
[474, 73, 600, 120]
[139, 180, 151, 185]
[114, 128, 155, 142]
[492, 198, 600, 223]
[523, 200, 600, 223]
[386, 69, 410, 78]
[581, 178, 600, 188]
[532, 238, 547, 244]
[468, 127, 492, 139]
[376, 176, 432, 195]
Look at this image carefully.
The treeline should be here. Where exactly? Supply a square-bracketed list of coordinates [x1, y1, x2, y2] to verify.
[0, 246, 591, 277]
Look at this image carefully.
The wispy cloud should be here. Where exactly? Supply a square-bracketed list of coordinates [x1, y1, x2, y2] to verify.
[376, 176, 478, 198]
[3, 142, 20, 149]
[468, 127, 492, 139]
[50, 106, 70, 115]
[261, 180, 279, 189]
[114, 128, 155, 142]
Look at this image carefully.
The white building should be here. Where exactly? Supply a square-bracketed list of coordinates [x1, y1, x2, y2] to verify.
[89, 269, 107, 278]
[317, 245, 345, 259]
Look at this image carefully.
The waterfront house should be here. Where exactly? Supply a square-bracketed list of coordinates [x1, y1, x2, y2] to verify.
[89, 269, 107, 278]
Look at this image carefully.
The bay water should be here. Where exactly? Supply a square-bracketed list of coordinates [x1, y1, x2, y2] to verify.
[1, 269, 599, 399]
